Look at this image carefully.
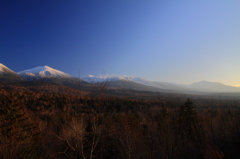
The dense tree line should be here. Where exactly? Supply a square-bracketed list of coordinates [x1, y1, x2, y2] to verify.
[0, 89, 240, 158]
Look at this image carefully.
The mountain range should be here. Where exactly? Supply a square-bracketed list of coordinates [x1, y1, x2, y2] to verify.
[1, 63, 240, 94]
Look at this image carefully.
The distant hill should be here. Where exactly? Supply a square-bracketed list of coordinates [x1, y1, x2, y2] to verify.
[187, 80, 240, 93]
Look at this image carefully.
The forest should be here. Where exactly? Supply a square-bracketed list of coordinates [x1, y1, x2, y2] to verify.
[0, 88, 240, 159]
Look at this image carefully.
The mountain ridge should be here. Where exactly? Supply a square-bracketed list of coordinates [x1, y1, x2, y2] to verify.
[0, 63, 18, 75]
[0, 63, 22, 81]
[83, 75, 240, 93]
[187, 80, 240, 92]
[1, 63, 240, 93]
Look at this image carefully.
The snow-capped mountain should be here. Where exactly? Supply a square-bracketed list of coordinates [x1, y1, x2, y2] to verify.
[83, 74, 168, 92]
[0, 63, 22, 81]
[18, 65, 72, 80]
[0, 63, 18, 75]
[83, 74, 165, 88]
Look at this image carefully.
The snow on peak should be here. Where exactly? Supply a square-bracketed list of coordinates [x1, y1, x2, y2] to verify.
[88, 75, 94, 77]
[84, 74, 131, 82]
[0, 63, 17, 75]
[18, 65, 71, 79]
[83, 74, 164, 88]
[83, 74, 116, 83]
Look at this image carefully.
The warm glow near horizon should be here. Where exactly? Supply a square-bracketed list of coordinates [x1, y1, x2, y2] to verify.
[232, 84, 240, 88]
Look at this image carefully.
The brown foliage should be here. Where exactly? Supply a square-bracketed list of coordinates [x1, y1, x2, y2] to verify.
[0, 90, 240, 158]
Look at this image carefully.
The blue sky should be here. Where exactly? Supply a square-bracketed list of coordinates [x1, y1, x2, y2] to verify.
[1, 0, 240, 86]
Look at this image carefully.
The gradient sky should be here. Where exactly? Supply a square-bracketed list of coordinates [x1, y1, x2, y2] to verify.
[1, 0, 240, 86]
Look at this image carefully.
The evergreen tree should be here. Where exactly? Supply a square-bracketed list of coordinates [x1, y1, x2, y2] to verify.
[0, 91, 41, 158]
[179, 98, 198, 136]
